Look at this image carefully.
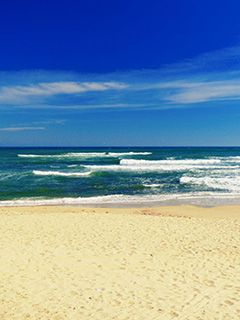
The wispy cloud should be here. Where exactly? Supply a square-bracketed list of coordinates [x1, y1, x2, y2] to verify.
[29, 119, 67, 125]
[1, 44, 240, 110]
[0, 81, 127, 104]
[0, 127, 45, 132]
[160, 80, 240, 104]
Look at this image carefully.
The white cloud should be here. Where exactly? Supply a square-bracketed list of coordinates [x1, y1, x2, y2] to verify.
[0, 81, 127, 104]
[0, 127, 45, 131]
[165, 80, 240, 103]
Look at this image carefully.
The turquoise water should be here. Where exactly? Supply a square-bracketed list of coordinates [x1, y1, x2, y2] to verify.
[1, 147, 240, 206]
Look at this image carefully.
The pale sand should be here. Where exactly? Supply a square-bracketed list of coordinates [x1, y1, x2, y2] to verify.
[0, 206, 240, 319]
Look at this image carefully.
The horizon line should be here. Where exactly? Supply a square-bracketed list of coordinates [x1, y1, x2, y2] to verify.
[1, 145, 240, 148]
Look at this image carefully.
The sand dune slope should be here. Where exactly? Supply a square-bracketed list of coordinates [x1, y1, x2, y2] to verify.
[0, 206, 240, 319]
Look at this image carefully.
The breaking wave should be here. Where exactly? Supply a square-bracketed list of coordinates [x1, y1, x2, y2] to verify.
[120, 159, 222, 166]
[32, 170, 92, 177]
[85, 164, 232, 172]
[142, 183, 163, 188]
[180, 176, 240, 192]
[18, 152, 152, 159]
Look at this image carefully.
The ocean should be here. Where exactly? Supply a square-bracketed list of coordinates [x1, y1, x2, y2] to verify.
[1, 146, 240, 206]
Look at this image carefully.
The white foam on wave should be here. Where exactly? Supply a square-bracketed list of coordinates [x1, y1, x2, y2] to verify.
[216, 156, 240, 160]
[209, 156, 240, 163]
[18, 152, 152, 159]
[142, 183, 162, 188]
[32, 170, 92, 177]
[1, 191, 240, 207]
[224, 157, 240, 163]
[108, 152, 152, 156]
[85, 164, 230, 172]
[180, 176, 240, 192]
[120, 159, 222, 166]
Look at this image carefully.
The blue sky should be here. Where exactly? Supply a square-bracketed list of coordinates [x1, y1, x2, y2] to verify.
[1, 0, 240, 146]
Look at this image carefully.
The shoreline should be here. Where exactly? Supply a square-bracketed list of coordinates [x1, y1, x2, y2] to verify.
[2, 192, 240, 208]
[2, 187, 240, 211]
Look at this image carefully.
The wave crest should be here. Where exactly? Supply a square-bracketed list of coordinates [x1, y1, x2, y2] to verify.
[180, 176, 240, 192]
[18, 152, 152, 159]
[32, 170, 92, 177]
[120, 159, 222, 166]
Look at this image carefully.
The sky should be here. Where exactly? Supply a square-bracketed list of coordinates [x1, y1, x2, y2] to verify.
[1, 0, 240, 146]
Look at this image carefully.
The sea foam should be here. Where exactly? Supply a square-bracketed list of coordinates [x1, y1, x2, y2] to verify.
[85, 164, 228, 172]
[120, 159, 222, 166]
[1, 191, 240, 207]
[180, 176, 240, 192]
[18, 152, 152, 159]
[32, 170, 92, 177]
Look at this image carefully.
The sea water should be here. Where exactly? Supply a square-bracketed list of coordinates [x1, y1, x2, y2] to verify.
[1, 147, 240, 206]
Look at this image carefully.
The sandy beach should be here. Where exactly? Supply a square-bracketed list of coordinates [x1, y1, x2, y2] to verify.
[0, 205, 240, 319]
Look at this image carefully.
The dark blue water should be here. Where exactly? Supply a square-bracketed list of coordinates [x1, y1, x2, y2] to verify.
[1, 147, 240, 206]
